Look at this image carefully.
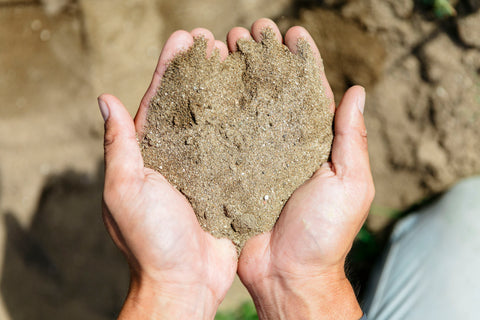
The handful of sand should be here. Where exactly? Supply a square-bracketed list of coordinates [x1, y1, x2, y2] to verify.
[140, 30, 333, 250]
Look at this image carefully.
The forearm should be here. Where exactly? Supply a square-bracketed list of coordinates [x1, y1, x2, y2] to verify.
[119, 276, 220, 320]
[246, 272, 363, 320]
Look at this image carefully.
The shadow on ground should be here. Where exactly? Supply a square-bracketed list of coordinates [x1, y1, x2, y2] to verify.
[1, 163, 128, 320]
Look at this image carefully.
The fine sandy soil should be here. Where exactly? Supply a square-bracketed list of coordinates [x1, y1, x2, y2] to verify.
[141, 31, 333, 249]
[0, 0, 479, 318]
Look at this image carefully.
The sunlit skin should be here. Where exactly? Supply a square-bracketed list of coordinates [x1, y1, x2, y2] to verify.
[100, 18, 374, 320]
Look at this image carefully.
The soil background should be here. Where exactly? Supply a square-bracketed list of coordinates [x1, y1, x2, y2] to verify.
[0, 0, 479, 318]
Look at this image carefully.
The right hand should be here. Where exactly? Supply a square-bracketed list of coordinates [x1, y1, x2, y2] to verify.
[236, 19, 375, 320]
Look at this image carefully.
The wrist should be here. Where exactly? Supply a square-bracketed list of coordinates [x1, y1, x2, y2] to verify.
[119, 272, 220, 320]
[245, 267, 363, 320]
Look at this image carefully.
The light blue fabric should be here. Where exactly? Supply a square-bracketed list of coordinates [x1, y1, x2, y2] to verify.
[363, 176, 480, 320]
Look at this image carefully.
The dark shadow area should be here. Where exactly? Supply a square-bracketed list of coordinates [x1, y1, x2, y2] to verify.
[1, 163, 128, 320]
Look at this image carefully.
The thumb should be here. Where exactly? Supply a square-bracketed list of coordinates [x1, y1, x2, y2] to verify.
[98, 94, 143, 189]
[331, 86, 371, 183]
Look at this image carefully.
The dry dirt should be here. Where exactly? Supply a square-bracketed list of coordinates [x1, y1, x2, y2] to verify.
[0, 0, 479, 318]
[141, 31, 332, 250]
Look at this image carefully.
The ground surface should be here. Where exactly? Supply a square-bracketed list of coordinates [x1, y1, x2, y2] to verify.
[0, 0, 479, 319]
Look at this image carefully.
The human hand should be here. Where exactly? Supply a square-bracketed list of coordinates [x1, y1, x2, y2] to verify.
[236, 19, 375, 320]
[99, 29, 238, 320]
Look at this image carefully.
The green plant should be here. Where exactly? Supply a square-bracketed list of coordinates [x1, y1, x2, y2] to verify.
[422, 0, 457, 18]
[215, 301, 258, 320]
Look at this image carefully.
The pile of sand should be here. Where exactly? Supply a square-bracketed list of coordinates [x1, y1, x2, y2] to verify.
[141, 30, 333, 249]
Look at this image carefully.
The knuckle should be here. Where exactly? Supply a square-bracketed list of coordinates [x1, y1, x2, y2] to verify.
[103, 128, 119, 149]
[335, 126, 368, 149]
[358, 128, 369, 151]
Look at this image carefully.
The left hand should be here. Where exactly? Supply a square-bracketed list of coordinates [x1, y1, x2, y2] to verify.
[99, 28, 237, 320]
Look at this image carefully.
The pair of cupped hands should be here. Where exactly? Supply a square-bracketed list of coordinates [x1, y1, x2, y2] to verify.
[99, 19, 374, 320]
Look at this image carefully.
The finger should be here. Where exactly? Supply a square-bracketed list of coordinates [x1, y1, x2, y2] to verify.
[331, 86, 371, 182]
[251, 18, 282, 43]
[190, 28, 215, 58]
[99, 94, 144, 189]
[135, 30, 194, 135]
[284, 26, 335, 112]
[227, 27, 252, 52]
[213, 40, 228, 61]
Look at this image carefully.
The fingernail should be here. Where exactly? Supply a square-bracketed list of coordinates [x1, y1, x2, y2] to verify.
[356, 87, 366, 114]
[98, 98, 109, 121]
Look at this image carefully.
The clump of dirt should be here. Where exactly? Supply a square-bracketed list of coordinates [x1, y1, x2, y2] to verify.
[140, 30, 333, 249]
